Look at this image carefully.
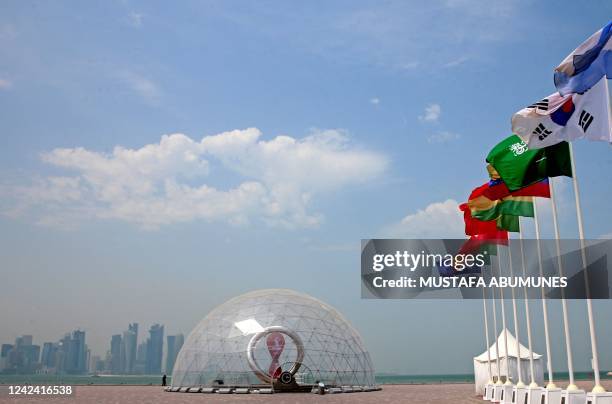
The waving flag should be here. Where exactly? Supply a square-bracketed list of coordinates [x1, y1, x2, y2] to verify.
[512, 78, 612, 149]
[486, 135, 572, 191]
[459, 203, 498, 236]
[483, 178, 550, 201]
[470, 195, 534, 222]
[467, 182, 534, 221]
[554, 21, 612, 96]
[496, 214, 520, 233]
[458, 232, 508, 255]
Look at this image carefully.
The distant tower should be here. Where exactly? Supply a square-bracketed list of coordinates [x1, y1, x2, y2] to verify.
[165, 333, 184, 374]
[145, 324, 164, 374]
[71, 330, 87, 374]
[122, 323, 138, 374]
[110, 334, 122, 374]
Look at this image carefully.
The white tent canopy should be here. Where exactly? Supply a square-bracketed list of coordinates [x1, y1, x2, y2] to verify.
[473, 329, 544, 395]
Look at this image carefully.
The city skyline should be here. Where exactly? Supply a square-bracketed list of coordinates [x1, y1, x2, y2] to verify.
[0, 324, 184, 376]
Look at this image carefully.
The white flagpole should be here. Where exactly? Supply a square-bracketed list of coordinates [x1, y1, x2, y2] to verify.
[492, 258, 502, 385]
[568, 143, 604, 393]
[483, 286, 493, 384]
[518, 219, 537, 387]
[533, 201, 555, 388]
[506, 239, 524, 387]
[549, 178, 578, 390]
[498, 253, 512, 385]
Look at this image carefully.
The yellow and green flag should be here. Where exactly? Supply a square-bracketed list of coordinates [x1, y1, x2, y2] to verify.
[469, 194, 534, 222]
[496, 214, 520, 232]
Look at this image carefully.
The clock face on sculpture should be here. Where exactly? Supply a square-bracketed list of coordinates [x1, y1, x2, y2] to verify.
[170, 289, 377, 391]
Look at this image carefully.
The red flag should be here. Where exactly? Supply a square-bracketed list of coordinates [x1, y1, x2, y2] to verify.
[483, 179, 550, 201]
[459, 203, 498, 236]
[459, 231, 508, 255]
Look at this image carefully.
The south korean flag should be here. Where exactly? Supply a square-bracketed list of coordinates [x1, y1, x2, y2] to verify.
[512, 78, 611, 149]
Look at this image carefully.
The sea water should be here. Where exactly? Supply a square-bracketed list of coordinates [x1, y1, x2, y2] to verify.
[0, 372, 609, 386]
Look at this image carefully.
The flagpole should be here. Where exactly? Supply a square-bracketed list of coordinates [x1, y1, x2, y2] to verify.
[506, 239, 524, 387]
[533, 200, 555, 388]
[497, 253, 511, 385]
[518, 219, 537, 387]
[492, 258, 502, 385]
[483, 284, 493, 385]
[568, 143, 604, 393]
[549, 178, 578, 390]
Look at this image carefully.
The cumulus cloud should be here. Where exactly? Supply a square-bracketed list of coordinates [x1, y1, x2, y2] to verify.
[382, 199, 464, 238]
[3, 128, 388, 229]
[419, 103, 441, 123]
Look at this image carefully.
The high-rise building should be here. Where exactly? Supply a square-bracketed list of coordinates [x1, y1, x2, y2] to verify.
[60, 330, 86, 374]
[110, 334, 122, 374]
[3, 336, 40, 373]
[135, 341, 147, 374]
[15, 335, 33, 347]
[1, 344, 12, 358]
[89, 354, 104, 374]
[145, 324, 164, 374]
[0, 344, 12, 371]
[72, 330, 87, 374]
[122, 323, 138, 374]
[40, 342, 58, 370]
[165, 334, 184, 375]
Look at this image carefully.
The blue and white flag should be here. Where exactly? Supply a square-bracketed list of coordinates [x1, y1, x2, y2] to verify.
[512, 78, 611, 149]
[554, 21, 612, 96]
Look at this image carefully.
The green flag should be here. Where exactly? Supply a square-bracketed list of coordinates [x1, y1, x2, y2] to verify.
[471, 195, 534, 221]
[496, 214, 520, 232]
[486, 135, 572, 191]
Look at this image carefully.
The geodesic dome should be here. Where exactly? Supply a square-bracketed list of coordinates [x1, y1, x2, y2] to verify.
[171, 289, 377, 391]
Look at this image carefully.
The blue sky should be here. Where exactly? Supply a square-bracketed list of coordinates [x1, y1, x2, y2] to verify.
[0, 1, 611, 374]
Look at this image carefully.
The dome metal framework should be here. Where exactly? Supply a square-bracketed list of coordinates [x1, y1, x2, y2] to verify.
[171, 289, 378, 393]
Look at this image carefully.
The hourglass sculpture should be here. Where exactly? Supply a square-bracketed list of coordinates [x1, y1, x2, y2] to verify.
[267, 332, 285, 379]
[246, 325, 304, 387]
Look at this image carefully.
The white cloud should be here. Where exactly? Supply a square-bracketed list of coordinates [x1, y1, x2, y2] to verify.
[444, 56, 469, 68]
[382, 199, 464, 238]
[370, 97, 380, 105]
[0, 78, 12, 89]
[419, 103, 441, 123]
[427, 131, 460, 144]
[118, 71, 161, 104]
[3, 128, 388, 229]
[128, 12, 143, 28]
[400, 62, 420, 70]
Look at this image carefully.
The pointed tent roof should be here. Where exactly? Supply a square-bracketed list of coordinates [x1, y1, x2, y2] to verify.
[474, 328, 542, 362]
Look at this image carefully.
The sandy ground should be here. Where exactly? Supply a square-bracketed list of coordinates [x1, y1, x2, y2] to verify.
[0, 380, 611, 404]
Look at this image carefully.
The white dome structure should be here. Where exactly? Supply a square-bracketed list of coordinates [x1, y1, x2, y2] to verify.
[171, 289, 378, 393]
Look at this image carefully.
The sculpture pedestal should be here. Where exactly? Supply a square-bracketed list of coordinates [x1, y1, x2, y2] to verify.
[527, 386, 544, 404]
[492, 384, 503, 403]
[514, 386, 528, 404]
[586, 391, 612, 404]
[541, 387, 562, 404]
[561, 389, 586, 404]
[501, 384, 514, 404]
